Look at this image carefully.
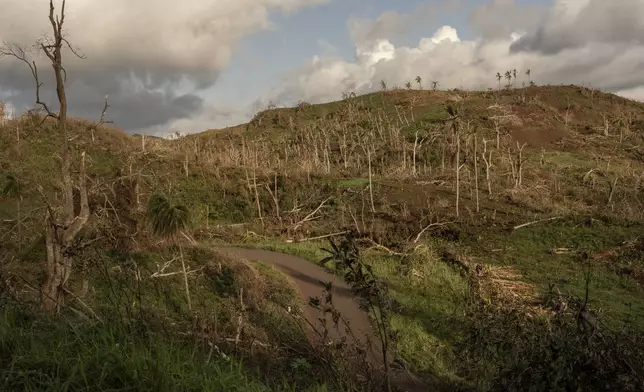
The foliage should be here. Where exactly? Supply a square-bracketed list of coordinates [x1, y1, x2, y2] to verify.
[319, 232, 396, 391]
[2, 174, 20, 199]
[0, 297, 281, 392]
[3, 84, 644, 391]
[456, 286, 644, 392]
[146, 193, 191, 238]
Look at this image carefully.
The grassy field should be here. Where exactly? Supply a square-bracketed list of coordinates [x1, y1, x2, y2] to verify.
[2, 84, 644, 390]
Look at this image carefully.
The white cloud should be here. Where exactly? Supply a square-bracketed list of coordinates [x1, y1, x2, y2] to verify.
[511, 0, 644, 54]
[143, 102, 253, 137]
[347, 0, 461, 44]
[1, 0, 326, 76]
[0, 0, 327, 131]
[616, 87, 644, 103]
[261, 0, 644, 107]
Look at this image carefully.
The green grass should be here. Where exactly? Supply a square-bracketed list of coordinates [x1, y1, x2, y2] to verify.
[367, 247, 470, 386]
[239, 230, 644, 390]
[237, 238, 472, 386]
[4, 85, 644, 391]
[335, 178, 370, 188]
[0, 244, 337, 392]
[0, 301, 278, 392]
[471, 219, 644, 328]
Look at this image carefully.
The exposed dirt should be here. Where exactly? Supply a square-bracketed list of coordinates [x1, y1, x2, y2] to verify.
[218, 247, 429, 392]
[217, 247, 380, 355]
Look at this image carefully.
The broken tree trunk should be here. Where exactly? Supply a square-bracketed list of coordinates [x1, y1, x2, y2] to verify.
[42, 152, 90, 312]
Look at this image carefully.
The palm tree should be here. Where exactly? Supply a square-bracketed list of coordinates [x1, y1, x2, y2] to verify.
[431, 81, 439, 91]
[2, 174, 22, 251]
[415, 75, 422, 90]
[525, 68, 532, 84]
[405, 81, 412, 90]
[496, 72, 502, 89]
[504, 71, 512, 87]
[380, 80, 387, 91]
[512, 69, 517, 86]
[147, 193, 193, 310]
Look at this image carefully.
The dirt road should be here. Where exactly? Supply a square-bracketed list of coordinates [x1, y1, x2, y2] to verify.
[218, 247, 380, 354]
[218, 247, 429, 392]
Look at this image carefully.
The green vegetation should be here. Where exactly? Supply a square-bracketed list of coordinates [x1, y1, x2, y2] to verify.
[0, 300, 277, 392]
[2, 9, 644, 387]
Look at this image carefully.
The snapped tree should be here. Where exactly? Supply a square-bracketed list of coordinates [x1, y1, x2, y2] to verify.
[1, 0, 96, 312]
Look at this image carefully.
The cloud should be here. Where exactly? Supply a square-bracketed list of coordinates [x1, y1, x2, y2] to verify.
[347, 0, 460, 44]
[0, 0, 327, 132]
[141, 102, 252, 137]
[261, 0, 644, 107]
[511, 0, 644, 54]
[469, 0, 548, 39]
[616, 87, 644, 103]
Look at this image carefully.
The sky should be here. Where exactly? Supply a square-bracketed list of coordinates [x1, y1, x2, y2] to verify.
[1, 0, 643, 136]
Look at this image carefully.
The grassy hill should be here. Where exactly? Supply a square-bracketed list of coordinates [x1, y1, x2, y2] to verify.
[2, 84, 644, 391]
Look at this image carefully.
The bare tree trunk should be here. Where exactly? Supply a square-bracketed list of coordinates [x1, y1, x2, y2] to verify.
[455, 132, 461, 217]
[179, 244, 192, 311]
[608, 176, 618, 206]
[412, 131, 419, 177]
[342, 130, 348, 169]
[42, 152, 90, 312]
[441, 144, 446, 175]
[515, 142, 527, 188]
[1, 1, 94, 312]
[474, 134, 479, 213]
[482, 140, 493, 196]
[253, 163, 263, 227]
[601, 113, 609, 137]
[367, 148, 376, 213]
[265, 174, 282, 227]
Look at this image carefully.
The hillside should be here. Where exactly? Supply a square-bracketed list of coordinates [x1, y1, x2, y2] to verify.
[2, 84, 644, 391]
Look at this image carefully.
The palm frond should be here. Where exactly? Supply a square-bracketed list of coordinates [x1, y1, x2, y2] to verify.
[146, 193, 191, 238]
[2, 174, 20, 198]
[446, 104, 458, 118]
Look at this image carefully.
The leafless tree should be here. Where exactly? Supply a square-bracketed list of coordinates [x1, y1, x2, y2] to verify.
[446, 105, 464, 217]
[0, 0, 100, 312]
[481, 138, 493, 195]
[512, 142, 528, 188]
[473, 128, 480, 212]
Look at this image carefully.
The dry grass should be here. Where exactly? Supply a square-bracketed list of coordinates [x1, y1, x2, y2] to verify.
[3, 84, 644, 391]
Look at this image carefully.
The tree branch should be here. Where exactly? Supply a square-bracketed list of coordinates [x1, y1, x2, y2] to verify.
[0, 42, 58, 120]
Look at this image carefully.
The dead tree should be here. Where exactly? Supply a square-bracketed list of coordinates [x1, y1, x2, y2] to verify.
[473, 128, 480, 212]
[481, 138, 493, 195]
[446, 105, 463, 217]
[514, 142, 528, 188]
[1, 0, 96, 312]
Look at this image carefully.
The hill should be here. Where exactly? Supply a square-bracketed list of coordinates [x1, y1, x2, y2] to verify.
[2, 84, 644, 391]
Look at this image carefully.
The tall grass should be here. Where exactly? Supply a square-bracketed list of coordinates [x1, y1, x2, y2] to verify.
[0, 300, 278, 392]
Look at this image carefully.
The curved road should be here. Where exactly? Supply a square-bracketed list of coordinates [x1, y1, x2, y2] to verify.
[218, 247, 429, 392]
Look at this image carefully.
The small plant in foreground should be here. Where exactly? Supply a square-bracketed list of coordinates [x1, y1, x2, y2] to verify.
[320, 231, 396, 392]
